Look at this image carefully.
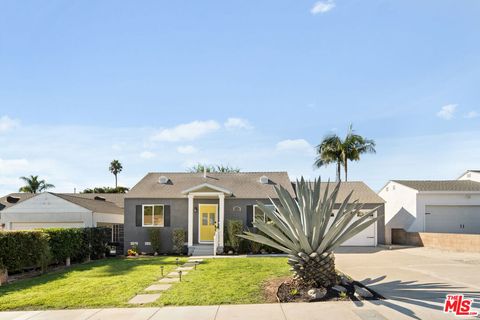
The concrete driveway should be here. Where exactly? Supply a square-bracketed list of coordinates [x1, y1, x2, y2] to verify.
[335, 246, 480, 319]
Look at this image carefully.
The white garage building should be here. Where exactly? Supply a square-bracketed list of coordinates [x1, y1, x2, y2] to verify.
[0, 192, 124, 230]
[379, 170, 480, 244]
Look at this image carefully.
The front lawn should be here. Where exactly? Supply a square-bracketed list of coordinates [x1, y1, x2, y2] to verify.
[0, 256, 184, 311]
[0, 256, 289, 310]
[157, 257, 290, 306]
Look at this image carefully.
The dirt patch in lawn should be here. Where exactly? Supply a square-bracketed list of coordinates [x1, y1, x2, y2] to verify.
[263, 276, 290, 303]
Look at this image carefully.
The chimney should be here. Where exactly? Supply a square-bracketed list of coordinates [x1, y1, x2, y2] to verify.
[203, 166, 207, 178]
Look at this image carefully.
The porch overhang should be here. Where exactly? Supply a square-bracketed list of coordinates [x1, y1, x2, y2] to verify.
[181, 183, 233, 196]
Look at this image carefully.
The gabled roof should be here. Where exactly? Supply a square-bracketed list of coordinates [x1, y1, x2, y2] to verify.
[392, 180, 480, 192]
[54, 194, 123, 214]
[181, 183, 233, 195]
[0, 193, 36, 211]
[303, 181, 384, 204]
[0, 192, 124, 214]
[127, 172, 295, 199]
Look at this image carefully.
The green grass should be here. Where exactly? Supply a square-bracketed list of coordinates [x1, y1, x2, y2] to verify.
[157, 257, 290, 306]
[0, 256, 184, 311]
[0, 256, 290, 310]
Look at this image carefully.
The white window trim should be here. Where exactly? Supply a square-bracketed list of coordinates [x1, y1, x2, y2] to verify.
[253, 204, 274, 223]
[142, 204, 165, 227]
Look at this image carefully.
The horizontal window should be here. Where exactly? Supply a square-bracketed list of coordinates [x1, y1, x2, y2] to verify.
[143, 204, 164, 227]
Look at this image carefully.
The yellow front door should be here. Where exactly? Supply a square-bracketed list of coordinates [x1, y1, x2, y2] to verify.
[199, 204, 217, 242]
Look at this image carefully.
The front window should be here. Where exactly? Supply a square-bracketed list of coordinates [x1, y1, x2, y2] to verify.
[143, 204, 164, 227]
[253, 204, 275, 223]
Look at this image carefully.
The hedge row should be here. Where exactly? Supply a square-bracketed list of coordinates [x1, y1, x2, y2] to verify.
[0, 227, 111, 273]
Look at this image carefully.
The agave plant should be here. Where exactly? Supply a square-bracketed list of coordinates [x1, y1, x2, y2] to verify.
[239, 177, 382, 287]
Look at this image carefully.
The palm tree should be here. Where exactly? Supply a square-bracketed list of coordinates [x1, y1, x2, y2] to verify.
[341, 125, 376, 181]
[19, 175, 55, 193]
[314, 125, 376, 181]
[109, 160, 123, 188]
[239, 178, 382, 287]
[314, 135, 343, 181]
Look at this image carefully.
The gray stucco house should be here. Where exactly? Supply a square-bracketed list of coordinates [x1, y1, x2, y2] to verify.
[124, 172, 385, 255]
[124, 171, 295, 255]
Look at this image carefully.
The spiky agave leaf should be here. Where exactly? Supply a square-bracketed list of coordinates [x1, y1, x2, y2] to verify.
[238, 177, 383, 286]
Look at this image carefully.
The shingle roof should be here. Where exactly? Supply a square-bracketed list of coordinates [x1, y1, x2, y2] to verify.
[54, 194, 123, 214]
[393, 180, 480, 192]
[126, 172, 295, 199]
[303, 181, 384, 204]
[61, 193, 125, 208]
[0, 192, 124, 214]
[0, 193, 36, 211]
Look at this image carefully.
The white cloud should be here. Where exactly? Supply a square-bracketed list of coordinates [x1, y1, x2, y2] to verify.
[177, 145, 198, 154]
[151, 120, 220, 142]
[465, 111, 479, 119]
[224, 118, 253, 130]
[0, 116, 19, 133]
[0, 158, 29, 172]
[276, 139, 315, 154]
[436, 104, 457, 120]
[140, 151, 155, 159]
[311, 0, 335, 14]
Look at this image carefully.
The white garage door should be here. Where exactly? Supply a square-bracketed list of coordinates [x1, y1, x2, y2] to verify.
[425, 205, 480, 234]
[10, 222, 84, 230]
[328, 211, 377, 246]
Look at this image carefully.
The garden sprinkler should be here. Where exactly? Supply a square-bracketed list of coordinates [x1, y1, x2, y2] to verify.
[160, 266, 164, 277]
[178, 270, 182, 282]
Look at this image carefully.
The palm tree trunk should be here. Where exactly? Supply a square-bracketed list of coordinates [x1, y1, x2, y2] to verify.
[344, 160, 348, 182]
[115, 174, 118, 188]
[336, 161, 341, 182]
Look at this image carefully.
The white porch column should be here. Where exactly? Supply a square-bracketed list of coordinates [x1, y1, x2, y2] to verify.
[218, 193, 225, 249]
[188, 194, 194, 247]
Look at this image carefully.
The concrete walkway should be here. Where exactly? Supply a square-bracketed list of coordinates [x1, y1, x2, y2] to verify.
[0, 300, 461, 320]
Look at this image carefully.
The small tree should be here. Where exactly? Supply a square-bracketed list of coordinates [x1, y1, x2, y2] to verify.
[148, 229, 161, 254]
[172, 228, 186, 254]
[227, 220, 243, 253]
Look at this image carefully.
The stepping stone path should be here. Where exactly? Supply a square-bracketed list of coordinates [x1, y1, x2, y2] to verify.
[145, 284, 172, 292]
[127, 258, 203, 305]
[128, 294, 161, 304]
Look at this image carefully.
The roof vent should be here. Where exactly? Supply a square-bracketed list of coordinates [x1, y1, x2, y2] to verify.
[259, 175, 269, 184]
[159, 176, 169, 184]
[6, 196, 20, 203]
[94, 196, 106, 201]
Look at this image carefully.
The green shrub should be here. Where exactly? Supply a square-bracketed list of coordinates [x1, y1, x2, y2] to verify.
[0, 227, 110, 273]
[226, 220, 243, 253]
[84, 227, 111, 259]
[172, 228, 186, 254]
[0, 231, 49, 272]
[42, 228, 84, 264]
[148, 228, 161, 254]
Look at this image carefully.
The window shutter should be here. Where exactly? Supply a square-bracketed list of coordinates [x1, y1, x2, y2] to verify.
[164, 205, 171, 227]
[246, 205, 253, 227]
[136, 205, 142, 227]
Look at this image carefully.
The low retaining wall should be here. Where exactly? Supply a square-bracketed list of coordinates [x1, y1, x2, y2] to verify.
[392, 229, 480, 253]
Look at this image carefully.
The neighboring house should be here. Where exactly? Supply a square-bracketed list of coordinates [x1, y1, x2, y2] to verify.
[124, 172, 385, 256]
[0, 192, 124, 230]
[379, 170, 480, 244]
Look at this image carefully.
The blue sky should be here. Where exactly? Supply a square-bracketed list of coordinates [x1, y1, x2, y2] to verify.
[1, 0, 479, 194]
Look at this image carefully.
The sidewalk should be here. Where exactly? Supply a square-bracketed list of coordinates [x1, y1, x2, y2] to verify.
[0, 300, 458, 320]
